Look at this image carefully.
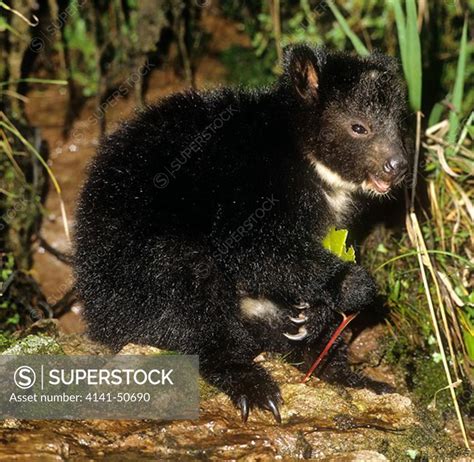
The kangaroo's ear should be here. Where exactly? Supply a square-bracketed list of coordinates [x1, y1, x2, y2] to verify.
[283, 44, 321, 101]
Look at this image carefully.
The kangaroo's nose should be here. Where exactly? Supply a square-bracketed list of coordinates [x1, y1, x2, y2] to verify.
[383, 157, 408, 177]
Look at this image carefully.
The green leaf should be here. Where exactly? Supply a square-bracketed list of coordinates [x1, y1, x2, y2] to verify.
[6, 313, 19, 325]
[464, 331, 474, 361]
[428, 101, 444, 128]
[391, 280, 401, 301]
[468, 291, 474, 305]
[322, 227, 356, 263]
[460, 309, 474, 360]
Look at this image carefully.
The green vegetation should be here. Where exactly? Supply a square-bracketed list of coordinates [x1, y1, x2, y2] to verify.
[219, 0, 472, 447]
[220, 45, 275, 86]
[0, 331, 13, 352]
[323, 227, 356, 263]
[331, 0, 471, 447]
[1, 334, 64, 355]
[0, 5, 68, 333]
[0, 0, 471, 449]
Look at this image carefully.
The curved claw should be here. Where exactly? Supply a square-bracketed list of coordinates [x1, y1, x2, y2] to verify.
[238, 395, 249, 423]
[283, 326, 308, 341]
[293, 302, 309, 310]
[289, 314, 307, 324]
[275, 389, 284, 405]
[264, 398, 282, 424]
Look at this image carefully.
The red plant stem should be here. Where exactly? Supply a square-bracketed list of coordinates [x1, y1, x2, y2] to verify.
[302, 311, 359, 383]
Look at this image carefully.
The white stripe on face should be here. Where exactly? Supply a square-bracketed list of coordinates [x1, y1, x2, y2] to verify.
[310, 159, 358, 192]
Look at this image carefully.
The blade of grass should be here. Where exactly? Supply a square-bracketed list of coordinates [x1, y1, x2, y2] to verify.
[453, 110, 473, 156]
[392, 1, 423, 208]
[391, 0, 422, 112]
[391, 0, 407, 86]
[405, 0, 422, 111]
[375, 249, 474, 271]
[447, 18, 468, 147]
[0, 2, 39, 26]
[410, 111, 422, 210]
[0, 89, 29, 102]
[447, 175, 474, 222]
[0, 78, 68, 88]
[327, 1, 369, 56]
[428, 101, 444, 128]
[408, 212, 469, 449]
[0, 113, 70, 242]
[269, 0, 282, 67]
[428, 180, 445, 251]
[0, 130, 26, 181]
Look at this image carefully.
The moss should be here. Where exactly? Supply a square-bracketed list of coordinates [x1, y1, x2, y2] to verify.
[411, 354, 451, 409]
[374, 408, 465, 461]
[399, 415, 466, 460]
[1, 334, 64, 355]
[0, 333, 13, 352]
[198, 378, 220, 401]
[385, 337, 457, 412]
[384, 335, 412, 368]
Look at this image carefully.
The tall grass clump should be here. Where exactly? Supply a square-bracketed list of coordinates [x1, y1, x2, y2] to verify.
[329, 0, 471, 448]
[228, 5, 472, 441]
[0, 5, 70, 332]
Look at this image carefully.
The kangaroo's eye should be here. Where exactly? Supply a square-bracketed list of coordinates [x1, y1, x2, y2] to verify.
[351, 124, 368, 135]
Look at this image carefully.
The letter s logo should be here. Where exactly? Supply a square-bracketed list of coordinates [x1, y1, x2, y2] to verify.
[14, 366, 36, 389]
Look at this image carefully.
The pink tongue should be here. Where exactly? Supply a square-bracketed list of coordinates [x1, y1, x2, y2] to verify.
[372, 176, 390, 193]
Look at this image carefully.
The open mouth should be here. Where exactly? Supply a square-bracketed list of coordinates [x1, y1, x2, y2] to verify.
[368, 174, 391, 194]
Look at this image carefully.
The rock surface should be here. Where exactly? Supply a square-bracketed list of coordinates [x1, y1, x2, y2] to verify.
[0, 321, 467, 461]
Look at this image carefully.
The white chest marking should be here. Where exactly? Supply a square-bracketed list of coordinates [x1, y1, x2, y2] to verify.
[308, 158, 357, 224]
[323, 189, 354, 224]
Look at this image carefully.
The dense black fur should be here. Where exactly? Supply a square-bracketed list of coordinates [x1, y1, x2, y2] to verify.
[74, 45, 411, 421]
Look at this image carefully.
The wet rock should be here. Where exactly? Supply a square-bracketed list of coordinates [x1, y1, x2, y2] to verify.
[348, 324, 398, 389]
[57, 333, 112, 355]
[118, 343, 172, 356]
[0, 337, 466, 460]
[117, 343, 220, 399]
[1, 418, 21, 429]
[319, 450, 388, 461]
[348, 325, 387, 365]
[13, 319, 61, 340]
